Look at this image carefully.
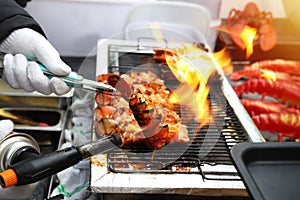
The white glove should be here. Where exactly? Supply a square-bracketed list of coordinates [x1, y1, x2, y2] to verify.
[0, 28, 71, 95]
[0, 119, 14, 141]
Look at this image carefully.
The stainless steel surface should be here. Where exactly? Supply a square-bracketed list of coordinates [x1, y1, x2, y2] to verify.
[219, 70, 265, 143]
[0, 96, 64, 110]
[1, 107, 66, 132]
[0, 133, 40, 171]
[90, 39, 265, 197]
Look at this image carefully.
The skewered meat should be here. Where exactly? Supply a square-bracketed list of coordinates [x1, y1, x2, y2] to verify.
[94, 71, 189, 149]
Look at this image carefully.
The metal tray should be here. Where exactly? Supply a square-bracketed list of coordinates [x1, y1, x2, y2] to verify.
[1, 107, 66, 131]
[231, 142, 300, 200]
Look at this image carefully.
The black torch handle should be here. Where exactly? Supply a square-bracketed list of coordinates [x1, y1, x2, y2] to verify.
[12, 146, 82, 186]
[0, 134, 122, 187]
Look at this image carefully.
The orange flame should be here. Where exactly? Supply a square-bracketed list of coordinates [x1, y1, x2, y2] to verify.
[240, 25, 257, 58]
[260, 69, 277, 83]
[213, 47, 233, 75]
[163, 43, 217, 128]
[148, 24, 218, 128]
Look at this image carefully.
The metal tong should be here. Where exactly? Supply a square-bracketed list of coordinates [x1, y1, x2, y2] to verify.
[0, 55, 116, 93]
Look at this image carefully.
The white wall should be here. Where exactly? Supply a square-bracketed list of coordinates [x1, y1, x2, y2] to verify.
[26, 0, 148, 56]
[25, 0, 221, 56]
[219, 0, 286, 19]
[282, 0, 300, 31]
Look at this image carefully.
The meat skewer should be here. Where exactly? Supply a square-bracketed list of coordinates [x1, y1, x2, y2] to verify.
[94, 71, 189, 150]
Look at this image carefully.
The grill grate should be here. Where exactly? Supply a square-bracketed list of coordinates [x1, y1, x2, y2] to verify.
[105, 51, 249, 180]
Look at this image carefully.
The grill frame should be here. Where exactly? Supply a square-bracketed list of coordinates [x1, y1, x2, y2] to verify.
[91, 39, 264, 196]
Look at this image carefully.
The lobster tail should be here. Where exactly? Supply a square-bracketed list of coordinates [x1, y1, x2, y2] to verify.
[233, 79, 300, 107]
[129, 89, 155, 127]
[252, 113, 300, 141]
[94, 72, 190, 150]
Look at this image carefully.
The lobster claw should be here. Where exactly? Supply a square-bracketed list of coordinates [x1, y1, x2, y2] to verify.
[258, 23, 277, 51]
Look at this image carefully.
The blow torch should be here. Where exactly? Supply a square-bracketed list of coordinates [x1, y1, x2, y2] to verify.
[0, 133, 122, 188]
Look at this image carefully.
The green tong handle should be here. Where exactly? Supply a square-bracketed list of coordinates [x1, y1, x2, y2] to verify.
[37, 63, 84, 87]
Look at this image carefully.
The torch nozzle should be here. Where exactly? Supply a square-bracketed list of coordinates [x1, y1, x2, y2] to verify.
[78, 134, 122, 159]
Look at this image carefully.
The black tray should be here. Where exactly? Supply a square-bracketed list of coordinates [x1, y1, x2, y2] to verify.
[231, 142, 300, 200]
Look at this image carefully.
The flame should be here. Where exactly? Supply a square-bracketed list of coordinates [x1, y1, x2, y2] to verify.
[148, 24, 217, 128]
[240, 25, 257, 58]
[260, 69, 277, 83]
[213, 47, 233, 75]
[164, 43, 217, 128]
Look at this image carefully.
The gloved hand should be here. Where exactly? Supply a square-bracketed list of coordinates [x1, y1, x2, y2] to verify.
[0, 119, 14, 141]
[0, 28, 71, 95]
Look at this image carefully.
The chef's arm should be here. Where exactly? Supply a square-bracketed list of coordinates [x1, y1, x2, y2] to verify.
[0, 0, 72, 95]
[14, 0, 32, 7]
[0, 0, 44, 44]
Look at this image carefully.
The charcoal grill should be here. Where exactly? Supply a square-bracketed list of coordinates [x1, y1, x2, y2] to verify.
[91, 39, 264, 197]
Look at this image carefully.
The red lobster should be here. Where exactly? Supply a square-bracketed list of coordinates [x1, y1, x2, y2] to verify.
[233, 78, 300, 107]
[246, 59, 300, 76]
[226, 2, 277, 51]
[230, 68, 300, 83]
[252, 113, 300, 141]
[241, 99, 300, 141]
[241, 98, 300, 116]
[94, 73, 189, 150]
